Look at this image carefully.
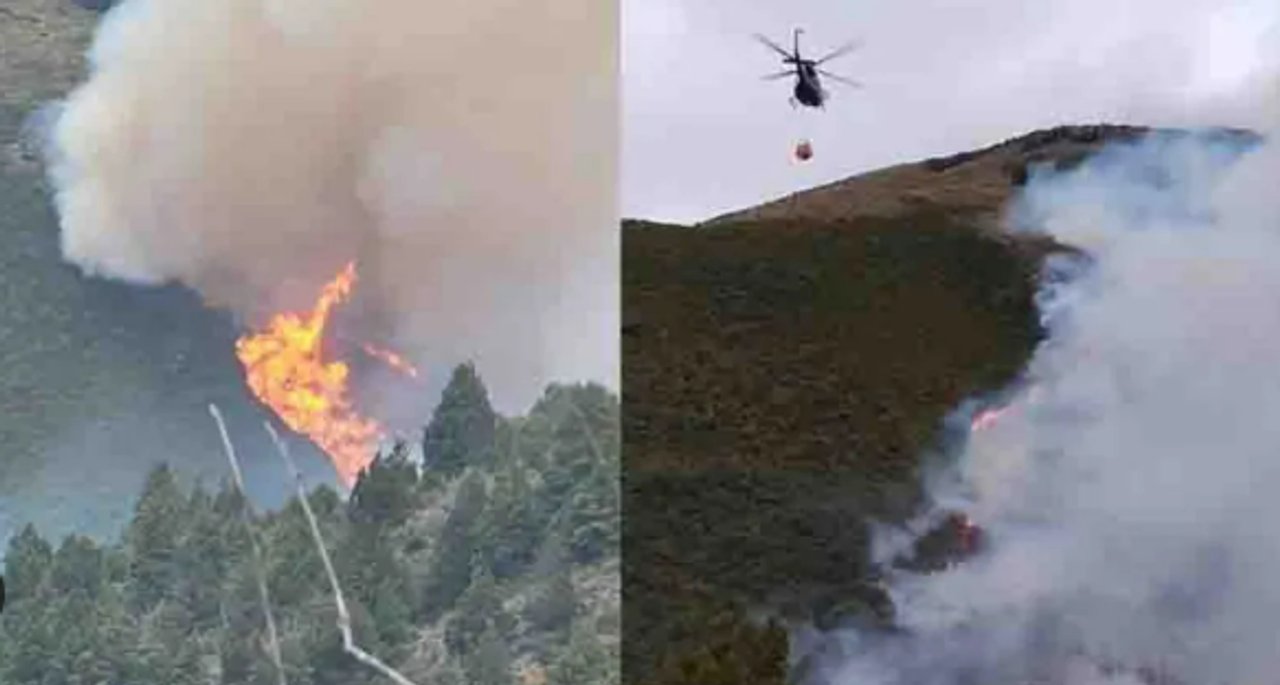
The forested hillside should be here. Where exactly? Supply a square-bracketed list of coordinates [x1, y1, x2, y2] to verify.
[620, 136, 1070, 684]
[0, 364, 620, 685]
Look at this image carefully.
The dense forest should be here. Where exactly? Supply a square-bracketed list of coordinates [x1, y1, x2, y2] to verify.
[0, 363, 620, 685]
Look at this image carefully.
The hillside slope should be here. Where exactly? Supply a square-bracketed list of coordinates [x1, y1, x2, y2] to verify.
[703, 124, 1260, 229]
[622, 215, 1045, 685]
[620, 125, 1265, 685]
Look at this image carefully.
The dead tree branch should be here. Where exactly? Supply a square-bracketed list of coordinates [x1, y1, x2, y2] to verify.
[208, 404, 288, 685]
[263, 421, 422, 685]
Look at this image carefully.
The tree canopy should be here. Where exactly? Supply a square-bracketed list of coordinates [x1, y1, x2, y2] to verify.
[0, 364, 619, 685]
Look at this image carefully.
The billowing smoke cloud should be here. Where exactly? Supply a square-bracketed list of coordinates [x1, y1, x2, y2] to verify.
[800, 127, 1280, 682]
[44, 0, 618, 414]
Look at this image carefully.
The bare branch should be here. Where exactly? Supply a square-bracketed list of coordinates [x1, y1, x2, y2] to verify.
[208, 404, 288, 685]
[263, 421, 423, 685]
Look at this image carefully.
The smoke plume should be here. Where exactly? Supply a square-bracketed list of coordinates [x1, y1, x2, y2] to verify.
[44, 0, 618, 414]
[801, 125, 1280, 683]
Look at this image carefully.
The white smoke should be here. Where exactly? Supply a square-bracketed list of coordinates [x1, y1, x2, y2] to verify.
[805, 126, 1280, 684]
[44, 0, 618, 414]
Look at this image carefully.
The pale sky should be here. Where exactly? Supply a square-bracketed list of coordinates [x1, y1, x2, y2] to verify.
[622, 0, 1280, 224]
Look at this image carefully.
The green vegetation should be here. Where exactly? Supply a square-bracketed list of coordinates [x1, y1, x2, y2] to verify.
[622, 212, 1053, 685]
[0, 365, 620, 685]
[0, 3, 276, 528]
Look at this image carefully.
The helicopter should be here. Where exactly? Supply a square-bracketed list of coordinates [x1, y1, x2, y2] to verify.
[755, 28, 863, 109]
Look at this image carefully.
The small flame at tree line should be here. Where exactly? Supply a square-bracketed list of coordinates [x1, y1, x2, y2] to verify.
[970, 406, 1006, 432]
[234, 261, 419, 488]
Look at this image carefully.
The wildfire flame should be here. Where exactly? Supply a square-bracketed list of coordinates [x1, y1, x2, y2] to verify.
[361, 343, 419, 379]
[234, 261, 388, 488]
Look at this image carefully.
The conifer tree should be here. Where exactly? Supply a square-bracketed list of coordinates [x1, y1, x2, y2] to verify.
[4, 524, 52, 601]
[125, 464, 188, 610]
[422, 471, 488, 618]
[349, 439, 420, 530]
[480, 457, 542, 578]
[422, 362, 498, 475]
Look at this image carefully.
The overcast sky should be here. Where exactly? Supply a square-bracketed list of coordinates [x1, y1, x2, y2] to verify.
[622, 0, 1280, 224]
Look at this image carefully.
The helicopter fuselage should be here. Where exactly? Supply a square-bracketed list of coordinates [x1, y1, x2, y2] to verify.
[759, 29, 852, 110]
[793, 62, 825, 107]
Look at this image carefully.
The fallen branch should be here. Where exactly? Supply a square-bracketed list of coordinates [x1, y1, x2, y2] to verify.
[263, 421, 422, 685]
[208, 404, 288, 685]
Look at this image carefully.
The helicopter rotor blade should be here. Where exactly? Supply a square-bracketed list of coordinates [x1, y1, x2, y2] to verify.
[753, 33, 795, 60]
[761, 70, 794, 81]
[817, 69, 863, 88]
[815, 39, 863, 65]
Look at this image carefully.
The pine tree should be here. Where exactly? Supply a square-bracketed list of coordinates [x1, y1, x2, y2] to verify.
[267, 498, 329, 608]
[349, 439, 420, 530]
[534, 386, 605, 523]
[530, 384, 620, 565]
[422, 362, 498, 475]
[524, 528, 578, 637]
[566, 465, 619, 565]
[444, 569, 514, 656]
[480, 457, 543, 578]
[49, 534, 105, 599]
[174, 485, 232, 629]
[125, 464, 188, 610]
[337, 526, 414, 649]
[86, 587, 136, 685]
[4, 524, 52, 601]
[422, 471, 488, 618]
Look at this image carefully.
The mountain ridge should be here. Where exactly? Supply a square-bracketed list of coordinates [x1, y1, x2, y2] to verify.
[619, 121, 1265, 685]
[685, 124, 1262, 229]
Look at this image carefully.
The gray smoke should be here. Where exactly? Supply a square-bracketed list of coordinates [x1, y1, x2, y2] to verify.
[44, 0, 618, 415]
[804, 127, 1280, 683]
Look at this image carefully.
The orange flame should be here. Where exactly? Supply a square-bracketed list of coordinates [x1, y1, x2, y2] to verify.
[234, 262, 380, 488]
[361, 342, 420, 379]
